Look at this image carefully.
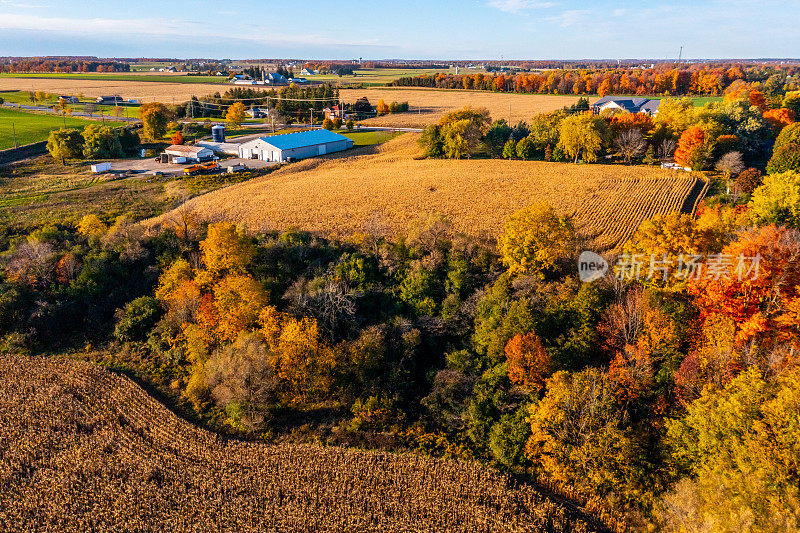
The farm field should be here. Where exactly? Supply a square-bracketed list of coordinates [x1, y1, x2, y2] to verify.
[0, 107, 124, 149]
[305, 67, 463, 86]
[0, 72, 223, 84]
[2, 91, 141, 119]
[0, 354, 596, 532]
[0, 77, 225, 103]
[155, 133, 707, 251]
[339, 88, 592, 126]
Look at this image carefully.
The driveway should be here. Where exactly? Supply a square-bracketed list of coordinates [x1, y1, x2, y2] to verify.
[104, 156, 277, 176]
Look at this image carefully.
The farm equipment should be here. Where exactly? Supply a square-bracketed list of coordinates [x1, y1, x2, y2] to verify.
[183, 164, 201, 175]
[200, 161, 219, 172]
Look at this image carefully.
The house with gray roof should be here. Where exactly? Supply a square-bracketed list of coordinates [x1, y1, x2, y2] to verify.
[592, 96, 660, 115]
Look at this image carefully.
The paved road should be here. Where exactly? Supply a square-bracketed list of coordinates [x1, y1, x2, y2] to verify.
[182, 121, 423, 134]
[1, 102, 139, 122]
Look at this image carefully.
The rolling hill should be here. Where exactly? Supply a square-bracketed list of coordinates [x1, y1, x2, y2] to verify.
[152, 133, 707, 252]
[0, 354, 600, 532]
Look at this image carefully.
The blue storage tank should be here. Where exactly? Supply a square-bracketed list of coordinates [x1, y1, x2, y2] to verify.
[211, 125, 225, 142]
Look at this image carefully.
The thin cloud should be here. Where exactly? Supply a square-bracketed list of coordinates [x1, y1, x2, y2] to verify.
[0, 0, 46, 7]
[546, 9, 590, 27]
[487, 0, 554, 14]
[0, 13, 378, 48]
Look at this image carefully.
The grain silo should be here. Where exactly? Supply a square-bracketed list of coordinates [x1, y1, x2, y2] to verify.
[211, 125, 225, 142]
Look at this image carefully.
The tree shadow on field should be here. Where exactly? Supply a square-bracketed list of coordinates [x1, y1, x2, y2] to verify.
[268, 405, 350, 431]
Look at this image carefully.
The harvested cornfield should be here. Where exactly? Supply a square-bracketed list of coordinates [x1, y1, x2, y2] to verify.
[154, 134, 705, 252]
[0, 76, 224, 102]
[339, 88, 591, 127]
[0, 355, 597, 532]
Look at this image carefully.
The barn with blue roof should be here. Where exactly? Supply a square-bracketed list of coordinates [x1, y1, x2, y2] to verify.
[237, 129, 354, 162]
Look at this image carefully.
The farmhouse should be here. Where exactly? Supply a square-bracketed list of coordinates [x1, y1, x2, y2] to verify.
[246, 107, 271, 118]
[592, 96, 660, 115]
[237, 129, 353, 162]
[161, 144, 215, 163]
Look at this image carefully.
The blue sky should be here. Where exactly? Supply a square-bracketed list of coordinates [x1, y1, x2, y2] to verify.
[0, 0, 797, 60]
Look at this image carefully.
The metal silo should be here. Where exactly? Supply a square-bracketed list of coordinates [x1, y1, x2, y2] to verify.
[211, 125, 225, 142]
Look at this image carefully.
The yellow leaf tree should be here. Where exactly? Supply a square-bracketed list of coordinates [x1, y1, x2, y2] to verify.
[139, 102, 172, 141]
[558, 113, 608, 163]
[211, 274, 268, 342]
[498, 203, 575, 277]
[200, 222, 256, 275]
[226, 102, 246, 128]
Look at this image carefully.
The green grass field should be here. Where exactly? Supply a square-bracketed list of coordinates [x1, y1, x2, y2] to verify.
[1, 91, 141, 119]
[342, 130, 401, 146]
[0, 108, 124, 149]
[0, 73, 223, 84]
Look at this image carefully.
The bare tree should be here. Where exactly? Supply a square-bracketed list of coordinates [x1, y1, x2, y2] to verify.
[599, 285, 648, 351]
[6, 239, 55, 288]
[296, 280, 358, 341]
[614, 129, 647, 164]
[715, 151, 745, 180]
[658, 138, 677, 161]
[410, 212, 452, 252]
[169, 198, 198, 242]
[204, 332, 278, 431]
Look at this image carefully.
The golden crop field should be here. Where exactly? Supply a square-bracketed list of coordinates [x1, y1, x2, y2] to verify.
[339, 88, 593, 127]
[0, 354, 596, 532]
[0, 77, 224, 102]
[154, 134, 706, 252]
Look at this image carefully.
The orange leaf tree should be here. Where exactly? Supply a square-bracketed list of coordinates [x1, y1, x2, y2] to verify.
[674, 126, 708, 170]
[504, 332, 551, 390]
[688, 225, 800, 349]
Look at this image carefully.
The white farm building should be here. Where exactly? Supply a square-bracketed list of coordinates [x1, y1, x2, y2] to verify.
[162, 144, 215, 164]
[237, 129, 354, 162]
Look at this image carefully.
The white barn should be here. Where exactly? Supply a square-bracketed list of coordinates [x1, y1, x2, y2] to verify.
[238, 129, 354, 162]
[163, 144, 215, 163]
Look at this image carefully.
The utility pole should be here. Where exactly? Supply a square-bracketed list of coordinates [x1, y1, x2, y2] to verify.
[509, 102, 511, 125]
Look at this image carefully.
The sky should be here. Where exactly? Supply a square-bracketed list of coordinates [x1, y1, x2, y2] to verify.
[0, 0, 798, 60]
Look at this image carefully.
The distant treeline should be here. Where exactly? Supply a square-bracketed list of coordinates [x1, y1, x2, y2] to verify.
[0, 59, 131, 73]
[179, 84, 339, 119]
[390, 64, 800, 96]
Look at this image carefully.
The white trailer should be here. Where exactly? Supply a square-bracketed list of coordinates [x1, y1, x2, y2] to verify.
[91, 162, 112, 173]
